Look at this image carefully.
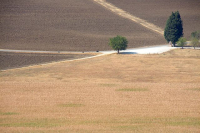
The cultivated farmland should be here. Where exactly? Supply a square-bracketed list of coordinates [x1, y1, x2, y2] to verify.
[0, 0, 165, 51]
[0, 0, 200, 132]
[0, 52, 95, 70]
[107, 0, 200, 39]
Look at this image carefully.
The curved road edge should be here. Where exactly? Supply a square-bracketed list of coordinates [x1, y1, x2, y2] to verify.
[0, 45, 177, 72]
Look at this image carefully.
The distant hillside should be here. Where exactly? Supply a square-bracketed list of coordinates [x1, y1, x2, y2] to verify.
[0, 0, 165, 51]
[107, 0, 200, 39]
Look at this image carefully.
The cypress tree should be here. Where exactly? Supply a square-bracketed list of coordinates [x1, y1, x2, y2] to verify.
[164, 11, 183, 46]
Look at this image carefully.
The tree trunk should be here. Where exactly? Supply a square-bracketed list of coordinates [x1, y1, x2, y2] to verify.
[118, 49, 119, 54]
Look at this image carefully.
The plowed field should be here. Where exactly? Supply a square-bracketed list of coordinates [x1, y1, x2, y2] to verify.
[0, 0, 165, 51]
[107, 0, 200, 39]
[0, 52, 95, 70]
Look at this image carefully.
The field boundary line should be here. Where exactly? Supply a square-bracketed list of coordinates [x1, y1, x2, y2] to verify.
[94, 0, 164, 35]
[0, 53, 112, 72]
[0, 49, 95, 54]
[1, 45, 177, 71]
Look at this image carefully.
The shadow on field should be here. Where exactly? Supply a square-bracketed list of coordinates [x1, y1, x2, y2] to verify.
[120, 52, 138, 54]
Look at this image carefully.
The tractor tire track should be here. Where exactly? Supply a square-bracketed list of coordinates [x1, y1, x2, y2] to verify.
[94, 0, 164, 35]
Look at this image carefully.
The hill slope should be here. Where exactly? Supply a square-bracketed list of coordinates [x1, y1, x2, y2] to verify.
[0, 0, 165, 51]
[107, 0, 200, 39]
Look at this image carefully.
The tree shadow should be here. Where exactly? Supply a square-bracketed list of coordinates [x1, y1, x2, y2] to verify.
[120, 52, 138, 54]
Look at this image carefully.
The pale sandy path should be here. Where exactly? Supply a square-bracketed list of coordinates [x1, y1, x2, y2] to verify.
[94, 0, 164, 35]
[0, 45, 176, 71]
[0, 0, 172, 71]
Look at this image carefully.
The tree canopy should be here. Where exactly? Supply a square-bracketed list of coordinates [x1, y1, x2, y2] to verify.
[177, 37, 186, 49]
[191, 30, 200, 40]
[190, 30, 200, 49]
[191, 37, 199, 49]
[164, 11, 183, 46]
[109, 35, 128, 53]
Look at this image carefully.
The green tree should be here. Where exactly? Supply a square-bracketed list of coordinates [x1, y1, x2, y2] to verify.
[109, 35, 128, 54]
[190, 30, 200, 49]
[176, 37, 186, 49]
[164, 11, 183, 46]
[191, 37, 199, 49]
[191, 30, 200, 39]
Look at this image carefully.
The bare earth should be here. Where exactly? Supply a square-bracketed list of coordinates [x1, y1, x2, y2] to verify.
[0, 49, 200, 133]
[107, 0, 200, 39]
[0, 0, 165, 51]
[0, 52, 96, 70]
[94, 0, 164, 35]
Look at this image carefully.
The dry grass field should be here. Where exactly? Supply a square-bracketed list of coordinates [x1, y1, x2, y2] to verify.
[0, 0, 165, 51]
[0, 0, 200, 132]
[107, 0, 200, 39]
[0, 49, 200, 133]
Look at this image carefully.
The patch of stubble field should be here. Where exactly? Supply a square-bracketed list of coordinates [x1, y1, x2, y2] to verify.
[0, 49, 200, 132]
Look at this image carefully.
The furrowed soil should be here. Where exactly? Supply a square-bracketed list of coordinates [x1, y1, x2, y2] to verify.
[107, 0, 200, 39]
[0, 0, 165, 51]
[0, 49, 200, 133]
[0, 52, 96, 70]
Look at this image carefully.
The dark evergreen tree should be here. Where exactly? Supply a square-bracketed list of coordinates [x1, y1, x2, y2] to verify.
[164, 11, 183, 46]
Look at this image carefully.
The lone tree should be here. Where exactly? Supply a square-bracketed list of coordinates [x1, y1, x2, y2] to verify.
[177, 37, 186, 49]
[164, 11, 183, 46]
[109, 35, 128, 54]
[191, 30, 200, 39]
[191, 37, 199, 49]
[190, 30, 200, 49]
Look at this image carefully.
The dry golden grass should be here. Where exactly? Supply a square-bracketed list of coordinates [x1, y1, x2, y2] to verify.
[0, 49, 200, 133]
